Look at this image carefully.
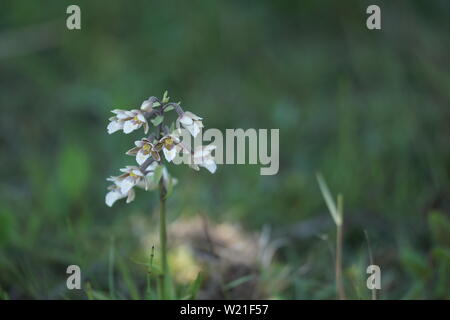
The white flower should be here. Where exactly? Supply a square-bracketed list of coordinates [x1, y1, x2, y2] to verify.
[189, 144, 217, 173]
[127, 132, 182, 165]
[158, 133, 181, 163]
[108, 166, 149, 194]
[178, 111, 203, 137]
[105, 164, 159, 206]
[140, 96, 159, 112]
[107, 109, 149, 134]
[126, 138, 161, 165]
[105, 184, 135, 207]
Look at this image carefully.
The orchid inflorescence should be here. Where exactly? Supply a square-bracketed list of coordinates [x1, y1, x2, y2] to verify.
[105, 91, 217, 207]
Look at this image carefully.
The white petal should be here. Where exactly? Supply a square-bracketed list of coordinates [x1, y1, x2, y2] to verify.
[136, 177, 149, 189]
[163, 147, 177, 162]
[115, 110, 131, 119]
[146, 161, 158, 172]
[107, 121, 123, 134]
[184, 111, 202, 120]
[123, 120, 139, 134]
[135, 140, 144, 147]
[105, 190, 124, 207]
[189, 163, 200, 171]
[140, 100, 152, 111]
[191, 123, 201, 137]
[111, 109, 123, 115]
[136, 149, 150, 165]
[132, 169, 144, 177]
[143, 122, 149, 134]
[119, 177, 135, 194]
[137, 113, 146, 122]
[202, 160, 217, 174]
[179, 115, 193, 125]
[126, 189, 136, 203]
[183, 123, 197, 137]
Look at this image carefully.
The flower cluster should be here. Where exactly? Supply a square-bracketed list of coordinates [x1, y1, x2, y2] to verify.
[105, 92, 217, 207]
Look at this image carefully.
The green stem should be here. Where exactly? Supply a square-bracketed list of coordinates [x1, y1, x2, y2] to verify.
[159, 179, 168, 299]
[336, 195, 346, 300]
[336, 223, 345, 299]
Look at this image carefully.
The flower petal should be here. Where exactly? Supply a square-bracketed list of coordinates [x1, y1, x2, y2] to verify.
[189, 163, 200, 171]
[190, 123, 201, 137]
[137, 113, 146, 122]
[179, 115, 193, 125]
[132, 169, 144, 177]
[123, 120, 139, 134]
[184, 111, 202, 120]
[182, 123, 196, 137]
[126, 189, 136, 203]
[135, 140, 145, 147]
[145, 161, 158, 173]
[136, 149, 150, 165]
[140, 99, 154, 112]
[163, 147, 177, 162]
[143, 122, 149, 134]
[202, 160, 217, 174]
[106, 190, 124, 207]
[126, 146, 141, 155]
[119, 176, 135, 194]
[107, 121, 123, 134]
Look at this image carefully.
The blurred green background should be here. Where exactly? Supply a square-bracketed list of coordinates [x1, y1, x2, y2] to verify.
[0, 0, 449, 299]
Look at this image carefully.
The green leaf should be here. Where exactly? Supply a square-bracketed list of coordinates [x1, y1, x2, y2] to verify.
[117, 258, 140, 300]
[164, 105, 174, 112]
[151, 115, 164, 126]
[85, 282, 111, 300]
[316, 173, 341, 226]
[224, 274, 255, 290]
[162, 90, 170, 103]
[185, 272, 203, 299]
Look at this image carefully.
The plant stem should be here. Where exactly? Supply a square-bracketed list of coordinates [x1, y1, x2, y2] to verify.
[159, 179, 168, 299]
[364, 230, 377, 300]
[336, 223, 345, 299]
[336, 195, 346, 300]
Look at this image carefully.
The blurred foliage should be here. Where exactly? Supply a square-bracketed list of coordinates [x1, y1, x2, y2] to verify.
[0, 0, 449, 299]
